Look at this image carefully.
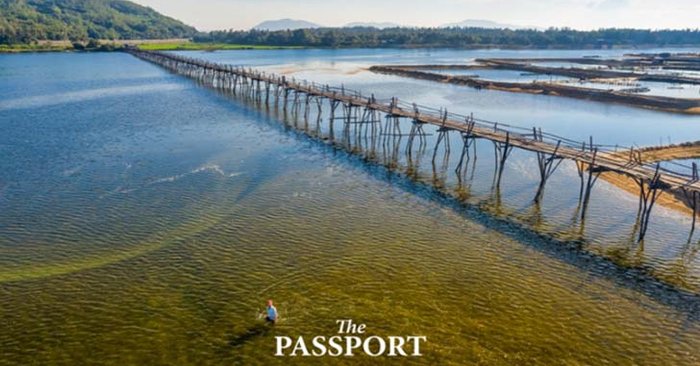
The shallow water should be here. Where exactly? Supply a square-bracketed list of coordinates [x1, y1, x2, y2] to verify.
[1, 50, 699, 365]
[187, 47, 700, 146]
[546, 78, 700, 98]
[424, 67, 700, 99]
[430, 68, 574, 83]
[637, 82, 700, 99]
[529, 61, 700, 79]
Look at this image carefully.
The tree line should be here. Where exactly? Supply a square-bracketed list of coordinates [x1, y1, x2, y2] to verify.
[3, 1, 700, 50]
[194, 27, 700, 49]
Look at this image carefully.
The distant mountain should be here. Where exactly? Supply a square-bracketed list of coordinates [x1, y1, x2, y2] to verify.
[0, 0, 197, 44]
[252, 19, 404, 31]
[251, 18, 534, 31]
[253, 19, 321, 31]
[344, 22, 402, 29]
[440, 19, 534, 30]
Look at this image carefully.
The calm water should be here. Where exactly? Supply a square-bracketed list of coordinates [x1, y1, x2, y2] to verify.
[1, 49, 699, 365]
[420, 68, 700, 99]
[430, 68, 574, 83]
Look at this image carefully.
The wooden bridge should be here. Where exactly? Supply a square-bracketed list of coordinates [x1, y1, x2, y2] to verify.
[127, 49, 700, 240]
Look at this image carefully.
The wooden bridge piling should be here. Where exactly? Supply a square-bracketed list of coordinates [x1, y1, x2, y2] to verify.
[407, 119, 427, 157]
[455, 118, 478, 176]
[636, 165, 665, 241]
[493, 132, 513, 189]
[432, 110, 452, 165]
[580, 147, 601, 220]
[535, 139, 563, 204]
[127, 49, 700, 241]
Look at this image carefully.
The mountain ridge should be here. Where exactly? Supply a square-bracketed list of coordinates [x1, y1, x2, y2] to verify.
[440, 19, 537, 29]
[252, 19, 321, 31]
[251, 18, 536, 31]
[344, 22, 402, 29]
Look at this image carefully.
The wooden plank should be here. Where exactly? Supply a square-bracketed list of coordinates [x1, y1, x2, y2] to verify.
[129, 49, 700, 197]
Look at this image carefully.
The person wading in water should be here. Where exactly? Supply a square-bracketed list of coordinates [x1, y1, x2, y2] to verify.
[265, 300, 278, 324]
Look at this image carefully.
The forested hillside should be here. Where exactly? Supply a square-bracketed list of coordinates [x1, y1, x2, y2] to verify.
[196, 27, 700, 49]
[3, 1, 699, 49]
[0, 0, 197, 44]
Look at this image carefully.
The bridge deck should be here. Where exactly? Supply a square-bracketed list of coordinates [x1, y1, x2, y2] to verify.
[132, 50, 700, 195]
[268, 74, 699, 193]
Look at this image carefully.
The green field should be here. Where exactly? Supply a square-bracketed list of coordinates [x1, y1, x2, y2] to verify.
[0, 44, 73, 53]
[0, 41, 302, 53]
[136, 42, 302, 51]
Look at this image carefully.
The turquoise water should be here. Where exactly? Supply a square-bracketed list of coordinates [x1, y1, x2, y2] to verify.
[184, 47, 700, 145]
[0, 50, 699, 365]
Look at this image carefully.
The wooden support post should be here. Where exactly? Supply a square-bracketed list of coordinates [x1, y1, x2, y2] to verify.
[368, 108, 379, 157]
[292, 90, 301, 112]
[534, 141, 563, 203]
[274, 83, 281, 103]
[533, 128, 563, 203]
[636, 165, 664, 242]
[342, 103, 353, 144]
[283, 88, 290, 112]
[693, 191, 698, 237]
[493, 132, 513, 189]
[329, 98, 340, 141]
[406, 120, 426, 156]
[432, 110, 451, 163]
[681, 187, 698, 238]
[129, 51, 699, 243]
[381, 114, 391, 153]
[575, 141, 587, 201]
[315, 97, 323, 134]
[390, 116, 402, 168]
[304, 94, 311, 127]
[580, 147, 601, 220]
[455, 118, 477, 175]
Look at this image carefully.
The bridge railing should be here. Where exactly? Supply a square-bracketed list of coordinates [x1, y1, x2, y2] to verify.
[133, 50, 699, 181]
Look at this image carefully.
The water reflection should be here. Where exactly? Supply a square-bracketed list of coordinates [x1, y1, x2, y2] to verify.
[1, 51, 699, 365]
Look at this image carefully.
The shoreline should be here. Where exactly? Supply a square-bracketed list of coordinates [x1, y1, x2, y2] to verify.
[600, 172, 698, 218]
[3, 41, 700, 54]
[369, 65, 700, 115]
[601, 143, 700, 217]
[0, 39, 298, 53]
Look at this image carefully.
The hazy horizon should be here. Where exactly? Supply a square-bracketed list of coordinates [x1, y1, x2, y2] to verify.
[130, 0, 700, 31]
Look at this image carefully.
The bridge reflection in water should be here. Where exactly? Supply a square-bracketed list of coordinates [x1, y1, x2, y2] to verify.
[129, 49, 700, 243]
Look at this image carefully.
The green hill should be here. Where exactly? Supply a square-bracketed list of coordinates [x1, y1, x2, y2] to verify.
[0, 0, 197, 44]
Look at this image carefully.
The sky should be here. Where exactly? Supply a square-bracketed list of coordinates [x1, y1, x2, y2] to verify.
[131, 0, 700, 31]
